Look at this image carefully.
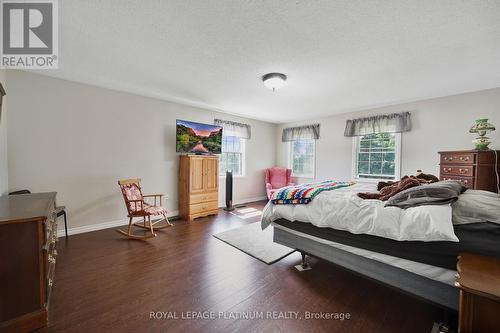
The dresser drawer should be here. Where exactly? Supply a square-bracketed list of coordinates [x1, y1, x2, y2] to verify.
[440, 152, 476, 164]
[440, 176, 474, 188]
[189, 192, 218, 204]
[440, 165, 475, 177]
[189, 200, 218, 214]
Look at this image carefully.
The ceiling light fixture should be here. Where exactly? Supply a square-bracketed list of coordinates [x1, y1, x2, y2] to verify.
[262, 73, 287, 92]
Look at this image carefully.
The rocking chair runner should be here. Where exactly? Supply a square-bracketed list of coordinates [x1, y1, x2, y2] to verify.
[117, 178, 172, 239]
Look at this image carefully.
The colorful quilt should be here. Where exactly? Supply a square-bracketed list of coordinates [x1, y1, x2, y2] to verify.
[270, 180, 355, 204]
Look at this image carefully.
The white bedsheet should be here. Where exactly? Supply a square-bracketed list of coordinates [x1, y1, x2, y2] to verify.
[262, 183, 458, 242]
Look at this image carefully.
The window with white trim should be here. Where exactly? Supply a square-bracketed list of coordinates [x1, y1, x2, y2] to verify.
[289, 138, 315, 178]
[220, 135, 245, 176]
[353, 133, 401, 181]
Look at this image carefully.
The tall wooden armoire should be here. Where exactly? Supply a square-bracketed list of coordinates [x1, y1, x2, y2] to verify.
[179, 155, 219, 221]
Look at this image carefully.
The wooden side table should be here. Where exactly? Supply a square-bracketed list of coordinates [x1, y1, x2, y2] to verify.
[455, 253, 500, 333]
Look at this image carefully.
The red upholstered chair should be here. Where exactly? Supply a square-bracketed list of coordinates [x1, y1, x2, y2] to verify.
[117, 178, 172, 239]
[265, 167, 295, 199]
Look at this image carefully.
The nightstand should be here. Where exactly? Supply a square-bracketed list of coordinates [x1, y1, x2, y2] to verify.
[455, 253, 500, 333]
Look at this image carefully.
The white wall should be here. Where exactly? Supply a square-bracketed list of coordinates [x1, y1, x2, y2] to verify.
[7, 71, 276, 233]
[277, 87, 500, 183]
[0, 70, 7, 195]
[7, 70, 500, 235]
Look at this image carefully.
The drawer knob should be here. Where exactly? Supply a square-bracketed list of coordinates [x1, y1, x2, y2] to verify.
[459, 168, 468, 174]
[443, 168, 452, 172]
[48, 278, 53, 287]
[459, 156, 469, 161]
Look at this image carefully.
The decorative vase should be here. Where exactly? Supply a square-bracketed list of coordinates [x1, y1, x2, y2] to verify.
[469, 118, 495, 150]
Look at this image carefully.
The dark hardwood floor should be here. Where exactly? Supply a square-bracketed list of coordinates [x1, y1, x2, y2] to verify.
[38, 201, 442, 333]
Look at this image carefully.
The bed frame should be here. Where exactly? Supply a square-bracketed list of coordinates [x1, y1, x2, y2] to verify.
[273, 226, 459, 311]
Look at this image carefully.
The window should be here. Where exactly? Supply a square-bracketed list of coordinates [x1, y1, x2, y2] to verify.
[353, 133, 401, 181]
[289, 139, 315, 178]
[220, 135, 245, 176]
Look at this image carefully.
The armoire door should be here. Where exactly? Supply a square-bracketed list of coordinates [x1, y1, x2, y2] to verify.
[189, 158, 205, 193]
[203, 158, 219, 192]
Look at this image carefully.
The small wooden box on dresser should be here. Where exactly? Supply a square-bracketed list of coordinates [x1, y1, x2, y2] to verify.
[439, 150, 500, 192]
[0, 192, 58, 333]
[179, 155, 219, 221]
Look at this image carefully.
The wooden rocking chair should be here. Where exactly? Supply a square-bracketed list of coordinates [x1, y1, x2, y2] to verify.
[117, 178, 173, 239]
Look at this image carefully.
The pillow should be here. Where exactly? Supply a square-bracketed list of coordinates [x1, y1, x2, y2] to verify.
[269, 168, 287, 188]
[385, 180, 466, 209]
[452, 189, 500, 224]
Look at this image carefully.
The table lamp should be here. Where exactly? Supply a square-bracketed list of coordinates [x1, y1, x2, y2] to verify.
[469, 118, 496, 150]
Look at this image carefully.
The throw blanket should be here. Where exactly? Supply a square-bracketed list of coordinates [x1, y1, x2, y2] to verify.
[271, 180, 355, 204]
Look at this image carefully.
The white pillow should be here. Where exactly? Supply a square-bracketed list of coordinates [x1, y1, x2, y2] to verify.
[397, 204, 458, 242]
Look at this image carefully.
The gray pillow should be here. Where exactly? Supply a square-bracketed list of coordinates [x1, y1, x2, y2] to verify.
[385, 180, 466, 209]
[452, 189, 500, 224]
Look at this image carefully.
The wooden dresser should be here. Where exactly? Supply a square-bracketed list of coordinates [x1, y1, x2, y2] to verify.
[0, 192, 58, 333]
[456, 253, 500, 333]
[179, 155, 219, 221]
[439, 150, 500, 193]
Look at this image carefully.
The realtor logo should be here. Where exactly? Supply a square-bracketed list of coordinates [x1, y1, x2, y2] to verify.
[1, 0, 58, 69]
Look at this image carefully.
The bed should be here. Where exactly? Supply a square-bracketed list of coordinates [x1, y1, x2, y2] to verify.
[262, 183, 500, 311]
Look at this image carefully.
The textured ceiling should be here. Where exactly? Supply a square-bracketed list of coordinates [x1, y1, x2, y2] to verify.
[36, 0, 500, 123]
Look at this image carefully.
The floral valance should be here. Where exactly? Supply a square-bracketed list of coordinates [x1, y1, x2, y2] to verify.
[344, 112, 411, 137]
[214, 119, 251, 139]
[282, 124, 320, 142]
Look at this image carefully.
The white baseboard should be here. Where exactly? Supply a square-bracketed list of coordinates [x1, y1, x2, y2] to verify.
[57, 196, 268, 238]
[57, 210, 179, 238]
[219, 195, 267, 207]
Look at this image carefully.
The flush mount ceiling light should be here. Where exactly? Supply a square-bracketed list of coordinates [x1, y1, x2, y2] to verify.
[262, 73, 287, 92]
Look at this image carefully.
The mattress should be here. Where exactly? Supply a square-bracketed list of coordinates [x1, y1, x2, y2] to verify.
[273, 224, 457, 286]
[273, 218, 500, 269]
[262, 183, 459, 242]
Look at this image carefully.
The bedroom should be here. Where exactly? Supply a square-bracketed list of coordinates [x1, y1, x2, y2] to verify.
[1, 1, 500, 333]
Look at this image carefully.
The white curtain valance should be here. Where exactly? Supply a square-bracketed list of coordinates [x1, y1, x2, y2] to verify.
[282, 124, 320, 142]
[214, 119, 251, 139]
[344, 112, 411, 137]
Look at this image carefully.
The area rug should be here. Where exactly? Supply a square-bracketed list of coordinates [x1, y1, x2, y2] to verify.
[213, 222, 295, 264]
